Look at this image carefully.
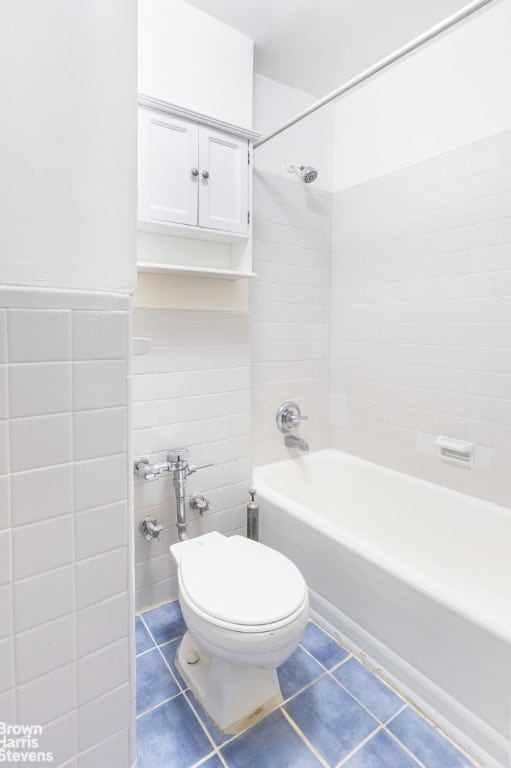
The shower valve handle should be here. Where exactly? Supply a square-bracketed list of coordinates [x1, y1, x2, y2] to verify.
[188, 462, 213, 476]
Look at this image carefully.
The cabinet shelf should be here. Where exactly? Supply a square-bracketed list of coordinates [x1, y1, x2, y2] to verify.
[137, 261, 257, 280]
[137, 218, 248, 244]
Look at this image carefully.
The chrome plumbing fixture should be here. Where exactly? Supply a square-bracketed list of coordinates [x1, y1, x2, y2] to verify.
[286, 161, 318, 184]
[247, 488, 259, 541]
[134, 449, 212, 541]
[284, 434, 309, 452]
[276, 401, 309, 452]
[276, 401, 308, 434]
[188, 493, 211, 516]
[139, 515, 163, 541]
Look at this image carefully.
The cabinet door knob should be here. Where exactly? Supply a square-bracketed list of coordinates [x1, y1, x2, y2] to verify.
[201, 170, 210, 180]
[191, 168, 199, 177]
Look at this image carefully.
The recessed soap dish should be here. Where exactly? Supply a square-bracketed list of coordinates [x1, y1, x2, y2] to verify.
[436, 436, 474, 468]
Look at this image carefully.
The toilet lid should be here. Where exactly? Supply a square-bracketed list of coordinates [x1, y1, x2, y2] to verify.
[179, 535, 307, 627]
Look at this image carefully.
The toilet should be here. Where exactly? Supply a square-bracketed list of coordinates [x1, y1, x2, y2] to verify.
[170, 531, 309, 733]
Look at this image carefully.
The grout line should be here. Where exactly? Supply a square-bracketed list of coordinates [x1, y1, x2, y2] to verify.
[280, 708, 330, 768]
[135, 689, 183, 720]
[298, 641, 351, 673]
[189, 751, 217, 768]
[181, 689, 220, 754]
[380, 725, 427, 768]
[138, 614, 185, 692]
[336, 724, 383, 767]
[326, 670, 401, 728]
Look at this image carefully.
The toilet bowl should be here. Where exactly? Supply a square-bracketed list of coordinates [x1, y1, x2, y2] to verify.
[170, 531, 309, 733]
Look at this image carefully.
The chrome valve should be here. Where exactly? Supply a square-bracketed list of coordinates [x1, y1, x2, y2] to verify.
[276, 401, 308, 434]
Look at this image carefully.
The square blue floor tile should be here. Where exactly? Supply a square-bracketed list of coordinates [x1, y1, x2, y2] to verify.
[136, 616, 154, 655]
[300, 622, 349, 669]
[142, 599, 186, 645]
[344, 729, 420, 768]
[221, 710, 323, 768]
[185, 689, 231, 746]
[136, 648, 180, 715]
[333, 657, 404, 722]
[159, 637, 187, 689]
[388, 708, 474, 768]
[277, 646, 324, 699]
[137, 694, 213, 768]
[285, 675, 378, 767]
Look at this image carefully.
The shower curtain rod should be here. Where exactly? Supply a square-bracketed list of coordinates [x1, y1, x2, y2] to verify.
[253, 0, 497, 149]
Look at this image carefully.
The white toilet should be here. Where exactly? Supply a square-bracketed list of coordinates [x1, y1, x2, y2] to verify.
[170, 531, 309, 733]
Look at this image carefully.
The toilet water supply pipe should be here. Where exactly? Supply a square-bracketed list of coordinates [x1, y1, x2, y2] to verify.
[253, 0, 498, 149]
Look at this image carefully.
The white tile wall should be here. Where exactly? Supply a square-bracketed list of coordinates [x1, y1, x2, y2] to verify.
[0, 287, 134, 768]
[330, 129, 511, 506]
[132, 309, 251, 610]
[251, 170, 331, 466]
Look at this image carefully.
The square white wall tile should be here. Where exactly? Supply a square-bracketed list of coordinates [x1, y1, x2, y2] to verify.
[76, 548, 128, 609]
[78, 727, 129, 768]
[15, 613, 76, 684]
[75, 501, 127, 561]
[9, 362, 72, 417]
[12, 514, 74, 581]
[77, 593, 129, 658]
[8, 309, 71, 363]
[9, 413, 72, 472]
[78, 683, 130, 753]
[72, 311, 127, 361]
[14, 564, 75, 633]
[73, 360, 126, 411]
[38, 710, 78, 768]
[74, 454, 127, 512]
[11, 464, 73, 526]
[78, 638, 129, 705]
[17, 661, 77, 725]
[73, 407, 127, 460]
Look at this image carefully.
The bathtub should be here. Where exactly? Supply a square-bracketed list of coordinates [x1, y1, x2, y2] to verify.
[253, 449, 511, 768]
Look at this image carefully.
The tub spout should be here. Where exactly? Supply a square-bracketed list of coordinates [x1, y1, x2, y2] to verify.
[284, 435, 309, 452]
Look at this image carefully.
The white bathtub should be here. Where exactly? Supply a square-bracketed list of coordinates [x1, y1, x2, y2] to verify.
[253, 449, 511, 768]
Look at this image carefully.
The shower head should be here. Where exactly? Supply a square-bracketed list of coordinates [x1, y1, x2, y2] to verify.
[300, 165, 318, 184]
[287, 162, 318, 184]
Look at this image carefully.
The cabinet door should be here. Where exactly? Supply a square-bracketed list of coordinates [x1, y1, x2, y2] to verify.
[138, 108, 199, 226]
[198, 127, 248, 234]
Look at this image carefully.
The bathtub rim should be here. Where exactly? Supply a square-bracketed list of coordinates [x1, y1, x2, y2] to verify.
[253, 448, 511, 646]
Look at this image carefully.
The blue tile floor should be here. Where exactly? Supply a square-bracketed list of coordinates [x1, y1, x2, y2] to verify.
[136, 600, 476, 768]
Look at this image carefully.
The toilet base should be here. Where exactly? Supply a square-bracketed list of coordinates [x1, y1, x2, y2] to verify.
[176, 631, 284, 734]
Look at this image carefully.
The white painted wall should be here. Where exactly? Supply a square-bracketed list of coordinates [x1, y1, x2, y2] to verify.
[253, 74, 334, 193]
[333, 0, 511, 191]
[0, 0, 137, 294]
[139, 0, 254, 128]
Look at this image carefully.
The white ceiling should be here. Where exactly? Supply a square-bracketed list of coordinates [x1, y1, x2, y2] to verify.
[184, 0, 472, 96]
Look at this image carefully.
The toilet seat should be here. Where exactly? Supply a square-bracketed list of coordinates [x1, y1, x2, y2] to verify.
[177, 534, 308, 631]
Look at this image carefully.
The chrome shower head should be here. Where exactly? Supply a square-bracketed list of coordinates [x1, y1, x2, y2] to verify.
[287, 161, 318, 184]
[300, 165, 318, 184]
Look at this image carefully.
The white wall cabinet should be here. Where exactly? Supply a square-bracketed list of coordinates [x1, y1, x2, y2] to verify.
[139, 105, 250, 236]
[137, 97, 260, 279]
[198, 127, 249, 234]
[138, 109, 199, 226]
